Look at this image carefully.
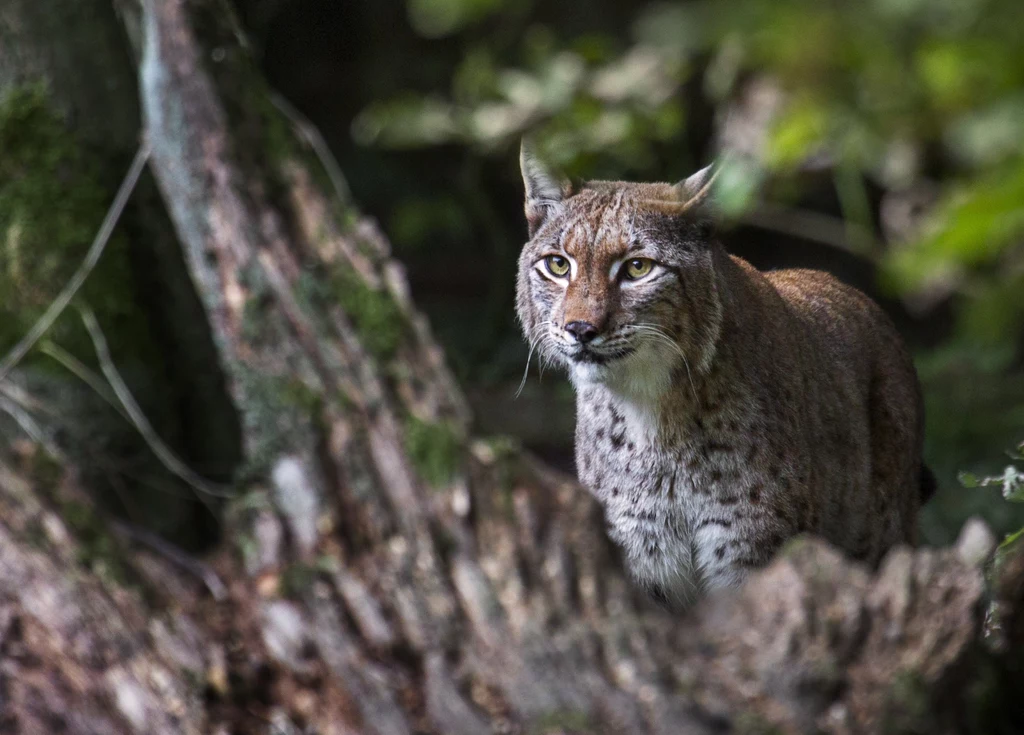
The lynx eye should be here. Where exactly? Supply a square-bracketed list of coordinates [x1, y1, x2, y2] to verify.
[544, 255, 571, 278]
[623, 258, 654, 280]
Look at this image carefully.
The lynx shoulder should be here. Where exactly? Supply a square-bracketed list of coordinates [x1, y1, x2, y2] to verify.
[515, 143, 931, 605]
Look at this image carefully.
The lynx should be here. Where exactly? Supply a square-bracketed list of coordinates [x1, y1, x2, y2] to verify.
[515, 143, 934, 605]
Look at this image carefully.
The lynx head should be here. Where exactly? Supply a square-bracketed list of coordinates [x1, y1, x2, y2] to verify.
[515, 142, 723, 402]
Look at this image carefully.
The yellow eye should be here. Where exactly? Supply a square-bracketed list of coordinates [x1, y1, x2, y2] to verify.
[544, 255, 571, 278]
[624, 258, 654, 280]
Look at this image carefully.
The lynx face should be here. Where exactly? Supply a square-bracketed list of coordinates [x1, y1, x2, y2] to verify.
[515, 153, 722, 401]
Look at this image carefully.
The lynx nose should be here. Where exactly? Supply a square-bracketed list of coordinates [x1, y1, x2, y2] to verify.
[565, 320, 600, 344]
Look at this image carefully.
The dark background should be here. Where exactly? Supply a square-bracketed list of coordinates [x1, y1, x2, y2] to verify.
[2, 0, 1021, 549]
[226, 0, 1024, 546]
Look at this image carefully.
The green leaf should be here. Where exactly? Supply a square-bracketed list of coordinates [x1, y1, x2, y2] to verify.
[766, 99, 830, 169]
[885, 160, 1024, 289]
[714, 157, 763, 218]
[407, 0, 504, 38]
[958, 471, 981, 488]
[998, 525, 1024, 552]
[352, 96, 460, 148]
[1002, 466, 1024, 502]
[946, 95, 1024, 166]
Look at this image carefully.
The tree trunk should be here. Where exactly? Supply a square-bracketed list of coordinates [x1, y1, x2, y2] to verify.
[1, 1, 1023, 733]
[0, 0, 239, 548]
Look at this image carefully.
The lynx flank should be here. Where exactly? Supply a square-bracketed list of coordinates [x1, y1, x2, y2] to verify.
[515, 144, 934, 606]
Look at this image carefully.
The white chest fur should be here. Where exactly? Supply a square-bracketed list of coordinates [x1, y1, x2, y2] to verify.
[574, 389, 714, 604]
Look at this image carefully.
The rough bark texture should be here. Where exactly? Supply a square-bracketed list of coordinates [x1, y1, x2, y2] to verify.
[1, 1, 1023, 734]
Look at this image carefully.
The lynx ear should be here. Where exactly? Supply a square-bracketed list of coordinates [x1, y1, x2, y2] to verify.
[673, 163, 717, 209]
[521, 139, 567, 236]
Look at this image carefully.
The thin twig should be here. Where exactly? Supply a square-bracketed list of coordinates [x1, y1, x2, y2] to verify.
[0, 142, 151, 382]
[109, 518, 227, 601]
[0, 381, 56, 417]
[0, 394, 62, 457]
[270, 92, 352, 205]
[78, 306, 235, 499]
[39, 340, 130, 422]
[0, 381, 62, 456]
[107, 469, 147, 527]
[42, 339, 220, 517]
[741, 202, 876, 255]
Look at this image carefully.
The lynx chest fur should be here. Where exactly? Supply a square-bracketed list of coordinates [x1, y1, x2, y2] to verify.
[515, 144, 931, 605]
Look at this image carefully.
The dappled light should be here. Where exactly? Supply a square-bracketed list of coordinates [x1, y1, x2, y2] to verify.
[0, 0, 1022, 732]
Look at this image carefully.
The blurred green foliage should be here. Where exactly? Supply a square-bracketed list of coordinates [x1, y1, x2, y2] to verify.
[959, 440, 1024, 502]
[348, 0, 1024, 544]
[359, 0, 1024, 354]
[404, 415, 463, 487]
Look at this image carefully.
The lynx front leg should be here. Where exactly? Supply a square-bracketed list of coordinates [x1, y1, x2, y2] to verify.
[692, 517, 789, 592]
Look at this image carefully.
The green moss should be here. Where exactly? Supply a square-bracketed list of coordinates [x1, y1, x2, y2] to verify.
[23, 518, 49, 550]
[60, 499, 134, 587]
[226, 490, 271, 567]
[280, 377, 323, 417]
[183, 10, 396, 366]
[733, 712, 785, 735]
[0, 84, 143, 360]
[239, 287, 274, 345]
[26, 447, 64, 496]
[432, 524, 459, 561]
[882, 669, 934, 734]
[405, 415, 462, 487]
[962, 652, 1010, 734]
[529, 710, 593, 734]
[252, 87, 297, 167]
[202, 2, 301, 161]
[779, 534, 814, 556]
[335, 388, 356, 414]
[279, 558, 340, 599]
[292, 265, 407, 367]
[235, 532, 260, 571]
[234, 368, 320, 479]
[488, 438, 521, 516]
[280, 561, 320, 600]
[992, 526, 1024, 579]
[334, 269, 408, 361]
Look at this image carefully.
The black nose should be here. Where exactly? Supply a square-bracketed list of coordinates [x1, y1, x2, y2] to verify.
[565, 321, 599, 344]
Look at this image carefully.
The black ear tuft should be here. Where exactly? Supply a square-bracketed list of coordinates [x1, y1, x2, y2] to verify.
[520, 139, 568, 236]
[672, 163, 717, 209]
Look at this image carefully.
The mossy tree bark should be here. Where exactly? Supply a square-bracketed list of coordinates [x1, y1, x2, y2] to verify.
[0, 1, 1023, 734]
[0, 0, 239, 549]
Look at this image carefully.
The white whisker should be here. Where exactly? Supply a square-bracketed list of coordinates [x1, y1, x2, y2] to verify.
[515, 340, 536, 398]
[517, 320, 558, 396]
[630, 324, 699, 405]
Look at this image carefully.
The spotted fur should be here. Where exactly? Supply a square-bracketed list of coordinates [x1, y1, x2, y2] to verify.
[516, 145, 929, 606]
